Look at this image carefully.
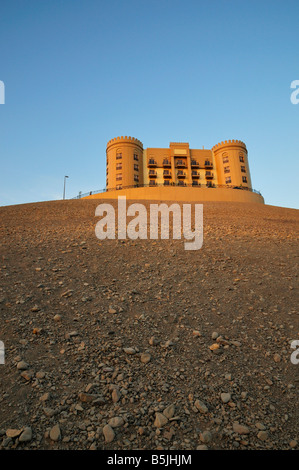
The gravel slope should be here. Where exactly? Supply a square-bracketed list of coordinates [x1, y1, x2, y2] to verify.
[0, 199, 298, 450]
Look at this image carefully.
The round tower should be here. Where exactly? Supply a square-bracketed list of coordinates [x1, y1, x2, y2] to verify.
[212, 140, 252, 189]
[106, 136, 143, 190]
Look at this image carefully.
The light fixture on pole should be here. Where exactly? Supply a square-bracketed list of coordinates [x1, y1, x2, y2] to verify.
[63, 175, 69, 200]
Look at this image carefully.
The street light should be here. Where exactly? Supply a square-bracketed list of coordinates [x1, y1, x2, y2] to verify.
[63, 175, 69, 200]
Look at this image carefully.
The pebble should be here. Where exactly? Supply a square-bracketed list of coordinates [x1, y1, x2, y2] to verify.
[19, 427, 32, 442]
[112, 389, 121, 403]
[103, 424, 115, 443]
[194, 399, 208, 414]
[140, 352, 151, 363]
[154, 412, 168, 428]
[221, 393, 231, 403]
[163, 404, 175, 419]
[17, 360, 29, 370]
[233, 423, 250, 435]
[257, 431, 268, 441]
[6, 429, 22, 438]
[49, 424, 61, 442]
[200, 431, 212, 443]
[108, 417, 124, 428]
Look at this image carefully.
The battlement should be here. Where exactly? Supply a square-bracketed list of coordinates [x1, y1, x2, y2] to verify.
[212, 139, 247, 151]
[107, 136, 143, 148]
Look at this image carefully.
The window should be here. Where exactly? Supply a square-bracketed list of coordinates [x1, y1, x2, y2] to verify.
[134, 164, 139, 171]
[149, 179, 156, 186]
[225, 176, 231, 184]
[116, 184, 122, 190]
[241, 165, 246, 173]
[116, 153, 122, 160]
[164, 180, 170, 185]
[116, 173, 122, 181]
[192, 180, 199, 186]
[239, 154, 245, 162]
[134, 175, 139, 182]
[134, 154, 139, 161]
[242, 176, 247, 183]
[224, 166, 230, 174]
[116, 163, 122, 170]
[222, 152, 228, 164]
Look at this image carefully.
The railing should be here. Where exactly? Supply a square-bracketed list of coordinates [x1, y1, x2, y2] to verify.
[72, 183, 262, 199]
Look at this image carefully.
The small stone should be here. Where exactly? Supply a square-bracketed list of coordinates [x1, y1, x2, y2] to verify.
[149, 336, 160, 345]
[290, 440, 297, 448]
[19, 427, 32, 442]
[112, 389, 121, 403]
[221, 393, 231, 403]
[194, 399, 209, 414]
[257, 430, 268, 441]
[108, 307, 117, 314]
[256, 423, 266, 431]
[49, 424, 61, 442]
[200, 431, 212, 443]
[163, 404, 175, 419]
[78, 392, 103, 403]
[20, 370, 34, 381]
[140, 352, 151, 363]
[192, 330, 201, 337]
[154, 412, 168, 428]
[273, 353, 281, 363]
[197, 444, 208, 450]
[209, 343, 220, 351]
[108, 417, 124, 428]
[233, 423, 250, 435]
[103, 424, 115, 443]
[123, 347, 136, 355]
[53, 314, 61, 322]
[6, 429, 22, 438]
[36, 371, 45, 379]
[40, 392, 51, 402]
[17, 360, 29, 370]
[212, 332, 219, 340]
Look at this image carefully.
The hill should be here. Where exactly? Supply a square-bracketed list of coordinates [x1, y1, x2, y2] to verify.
[0, 199, 298, 450]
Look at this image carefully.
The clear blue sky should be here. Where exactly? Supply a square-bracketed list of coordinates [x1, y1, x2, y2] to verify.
[0, 0, 298, 208]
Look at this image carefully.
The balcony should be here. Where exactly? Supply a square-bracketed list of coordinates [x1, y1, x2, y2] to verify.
[191, 160, 200, 168]
[177, 171, 186, 179]
[192, 181, 200, 186]
[163, 159, 171, 167]
[148, 159, 157, 167]
[163, 170, 172, 178]
[175, 160, 187, 168]
[177, 180, 186, 186]
[148, 170, 157, 178]
[205, 171, 214, 179]
[205, 161, 213, 169]
[192, 171, 200, 179]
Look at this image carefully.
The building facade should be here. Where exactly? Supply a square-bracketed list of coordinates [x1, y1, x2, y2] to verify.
[106, 136, 252, 191]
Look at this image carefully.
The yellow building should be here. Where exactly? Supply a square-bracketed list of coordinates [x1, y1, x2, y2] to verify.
[83, 136, 264, 203]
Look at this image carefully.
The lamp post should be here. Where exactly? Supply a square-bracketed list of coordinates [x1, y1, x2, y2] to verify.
[63, 175, 69, 200]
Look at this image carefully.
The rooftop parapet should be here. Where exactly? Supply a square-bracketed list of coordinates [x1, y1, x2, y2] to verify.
[212, 139, 247, 151]
[107, 136, 143, 148]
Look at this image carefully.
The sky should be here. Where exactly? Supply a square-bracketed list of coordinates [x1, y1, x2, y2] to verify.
[0, 0, 298, 209]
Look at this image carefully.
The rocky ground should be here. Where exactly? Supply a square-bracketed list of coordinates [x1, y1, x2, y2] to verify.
[0, 198, 298, 451]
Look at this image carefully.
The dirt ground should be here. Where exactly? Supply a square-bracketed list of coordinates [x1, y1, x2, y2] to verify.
[0, 198, 298, 450]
